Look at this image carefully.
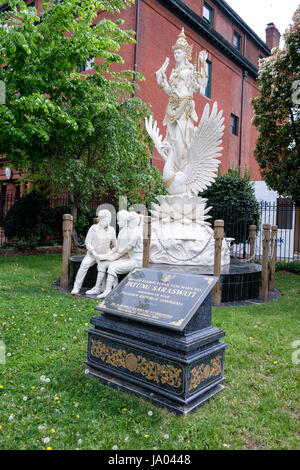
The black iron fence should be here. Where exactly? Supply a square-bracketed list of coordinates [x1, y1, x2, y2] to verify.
[212, 200, 300, 261]
[0, 192, 299, 261]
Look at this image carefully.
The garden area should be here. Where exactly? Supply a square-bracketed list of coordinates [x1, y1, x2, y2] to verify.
[0, 253, 299, 450]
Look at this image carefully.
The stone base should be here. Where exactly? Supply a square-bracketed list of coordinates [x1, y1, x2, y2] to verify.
[86, 366, 225, 415]
[86, 307, 227, 415]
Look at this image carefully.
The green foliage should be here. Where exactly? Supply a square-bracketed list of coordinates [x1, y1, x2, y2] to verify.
[3, 191, 52, 243]
[252, 8, 300, 203]
[0, 0, 165, 220]
[200, 168, 260, 243]
[3, 192, 98, 245]
[275, 260, 300, 275]
[9, 236, 40, 251]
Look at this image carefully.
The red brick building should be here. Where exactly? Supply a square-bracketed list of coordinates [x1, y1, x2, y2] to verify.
[0, 0, 281, 204]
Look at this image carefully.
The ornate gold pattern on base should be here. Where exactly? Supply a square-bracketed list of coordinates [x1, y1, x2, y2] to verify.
[189, 355, 222, 392]
[90, 339, 183, 389]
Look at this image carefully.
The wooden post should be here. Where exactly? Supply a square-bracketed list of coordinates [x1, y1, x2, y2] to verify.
[249, 225, 257, 263]
[269, 225, 278, 291]
[143, 216, 152, 268]
[260, 223, 271, 301]
[60, 214, 73, 289]
[213, 220, 224, 306]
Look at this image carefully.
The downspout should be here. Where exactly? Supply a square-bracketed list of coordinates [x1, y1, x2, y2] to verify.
[133, 0, 141, 97]
[239, 70, 247, 167]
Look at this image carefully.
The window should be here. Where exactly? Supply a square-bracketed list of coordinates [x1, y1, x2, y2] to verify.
[233, 31, 242, 52]
[203, 2, 214, 26]
[230, 114, 239, 136]
[200, 60, 212, 99]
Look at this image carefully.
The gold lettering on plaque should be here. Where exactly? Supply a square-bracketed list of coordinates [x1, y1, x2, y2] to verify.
[170, 318, 184, 327]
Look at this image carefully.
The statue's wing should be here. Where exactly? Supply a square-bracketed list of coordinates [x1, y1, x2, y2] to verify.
[185, 102, 224, 195]
[145, 116, 163, 153]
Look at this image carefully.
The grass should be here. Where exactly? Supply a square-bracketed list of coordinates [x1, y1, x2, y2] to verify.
[0, 254, 299, 450]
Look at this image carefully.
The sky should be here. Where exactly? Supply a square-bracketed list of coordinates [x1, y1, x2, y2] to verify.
[225, 0, 299, 46]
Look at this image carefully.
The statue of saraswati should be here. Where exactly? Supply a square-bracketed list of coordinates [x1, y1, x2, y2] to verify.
[145, 29, 231, 266]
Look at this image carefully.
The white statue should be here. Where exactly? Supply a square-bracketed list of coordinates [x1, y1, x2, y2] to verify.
[146, 28, 224, 196]
[97, 211, 143, 299]
[85, 210, 130, 296]
[145, 28, 231, 266]
[71, 209, 116, 295]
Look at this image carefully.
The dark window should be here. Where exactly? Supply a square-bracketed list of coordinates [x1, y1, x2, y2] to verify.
[230, 114, 239, 136]
[233, 31, 242, 52]
[203, 2, 214, 26]
[276, 198, 293, 230]
[200, 60, 212, 99]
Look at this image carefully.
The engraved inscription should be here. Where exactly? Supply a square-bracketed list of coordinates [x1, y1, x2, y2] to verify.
[96, 269, 217, 332]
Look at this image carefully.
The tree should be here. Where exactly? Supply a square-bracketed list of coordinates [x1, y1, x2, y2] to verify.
[200, 168, 260, 244]
[0, 0, 165, 231]
[252, 7, 300, 204]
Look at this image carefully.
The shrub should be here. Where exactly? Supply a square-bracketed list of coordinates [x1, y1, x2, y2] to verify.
[49, 205, 71, 242]
[275, 261, 300, 275]
[3, 192, 98, 247]
[9, 236, 40, 251]
[200, 168, 260, 244]
[3, 191, 52, 244]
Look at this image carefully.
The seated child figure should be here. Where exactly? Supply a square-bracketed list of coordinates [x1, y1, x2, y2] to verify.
[71, 209, 116, 295]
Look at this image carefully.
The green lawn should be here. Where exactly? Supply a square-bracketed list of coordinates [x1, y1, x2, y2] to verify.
[0, 254, 299, 450]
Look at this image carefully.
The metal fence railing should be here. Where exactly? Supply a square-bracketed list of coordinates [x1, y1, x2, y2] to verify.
[211, 200, 300, 262]
[0, 192, 299, 261]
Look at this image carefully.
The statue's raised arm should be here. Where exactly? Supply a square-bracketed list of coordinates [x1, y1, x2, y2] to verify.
[156, 57, 170, 92]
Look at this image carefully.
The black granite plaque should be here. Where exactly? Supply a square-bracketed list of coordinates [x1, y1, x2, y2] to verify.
[95, 268, 218, 332]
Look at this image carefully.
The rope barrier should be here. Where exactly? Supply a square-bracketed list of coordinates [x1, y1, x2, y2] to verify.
[224, 233, 258, 263]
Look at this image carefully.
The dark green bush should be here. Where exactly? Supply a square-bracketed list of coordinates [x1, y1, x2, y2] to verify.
[75, 206, 96, 243]
[200, 168, 260, 243]
[10, 236, 40, 251]
[275, 261, 300, 275]
[49, 205, 71, 241]
[4, 191, 52, 244]
[3, 191, 97, 246]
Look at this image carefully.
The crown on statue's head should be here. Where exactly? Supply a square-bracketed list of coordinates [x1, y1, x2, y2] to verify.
[172, 28, 193, 61]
